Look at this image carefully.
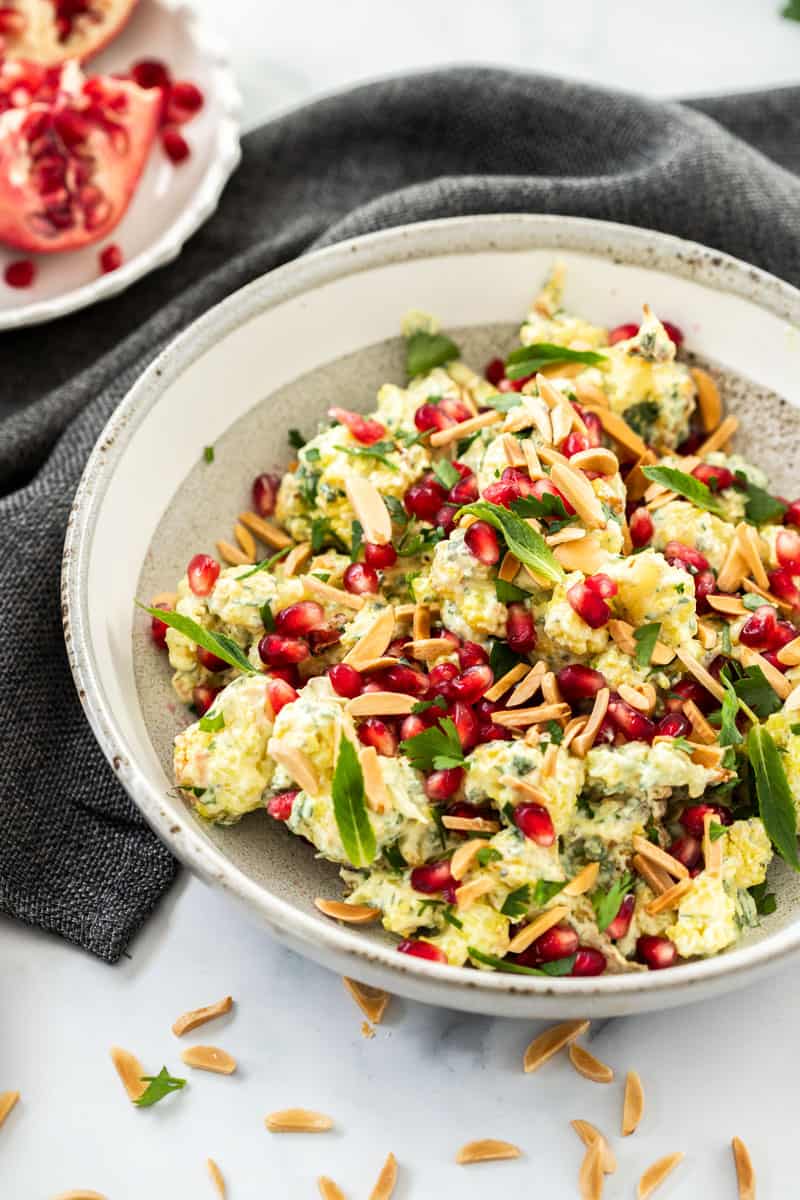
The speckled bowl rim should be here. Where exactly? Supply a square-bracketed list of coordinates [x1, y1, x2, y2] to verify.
[63, 214, 800, 1016]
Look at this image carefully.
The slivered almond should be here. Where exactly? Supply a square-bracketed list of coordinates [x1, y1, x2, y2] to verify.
[181, 1045, 237, 1075]
[535, 446, 568, 470]
[737, 523, 769, 590]
[207, 1159, 226, 1198]
[492, 702, 570, 728]
[442, 815, 500, 833]
[342, 978, 390, 1024]
[645, 878, 693, 915]
[569, 1043, 614, 1084]
[682, 698, 719, 744]
[706, 594, 747, 616]
[217, 539, 252, 566]
[732, 1136, 756, 1200]
[697, 413, 738, 456]
[502, 433, 527, 467]
[357, 656, 402, 673]
[561, 715, 588, 749]
[172, 995, 233, 1037]
[631, 836, 689, 880]
[703, 811, 723, 878]
[404, 637, 455, 662]
[618, 683, 655, 713]
[269, 744, 319, 795]
[283, 541, 312, 577]
[508, 905, 569, 955]
[778, 635, 800, 666]
[583, 404, 648, 461]
[524, 1020, 590, 1073]
[541, 670, 563, 706]
[696, 618, 718, 650]
[304, 575, 365, 610]
[484, 661, 529, 702]
[675, 647, 726, 702]
[570, 447, 619, 475]
[578, 1137, 604, 1200]
[265, 1108, 334, 1133]
[412, 603, 430, 641]
[739, 645, 792, 699]
[550, 462, 606, 529]
[505, 394, 552, 441]
[393, 601, 439, 619]
[572, 687, 610, 758]
[151, 590, 176, 608]
[541, 742, 559, 776]
[450, 838, 491, 881]
[716, 542, 747, 593]
[546, 526, 586, 546]
[563, 862, 600, 897]
[506, 661, 547, 707]
[554, 533, 609, 575]
[455, 876, 495, 910]
[550, 402, 574, 445]
[110, 1047, 147, 1102]
[239, 511, 293, 548]
[691, 367, 722, 432]
[345, 692, 417, 716]
[234, 522, 257, 561]
[498, 551, 521, 583]
[574, 379, 608, 407]
[622, 1070, 644, 1136]
[645, 490, 678, 512]
[522, 439, 544, 477]
[538, 373, 587, 433]
[369, 1152, 398, 1199]
[624, 450, 657, 501]
[607, 618, 636, 656]
[318, 1178, 346, 1200]
[632, 854, 671, 896]
[456, 1139, 521, 1165]
[571, 1120, 616, 1174]
[688, 742, 727, 769]
[742, 576, 794, 614]
[0, 1090, 20, 1128]
[343, 605, 396, 668]
[315, 899, 381, 924]
[345, 476, 392, 545]
[787, 681, 800, 712]
[358, 745, 392, 814]
[637, 1152, 684, 1198]
[430, 409, 501, 447]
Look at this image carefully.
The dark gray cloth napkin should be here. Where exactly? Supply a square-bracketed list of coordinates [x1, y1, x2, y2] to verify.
[2, 68, 799, 963]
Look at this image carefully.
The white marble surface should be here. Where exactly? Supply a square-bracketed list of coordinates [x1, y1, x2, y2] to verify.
[5, 3, 800, 1197]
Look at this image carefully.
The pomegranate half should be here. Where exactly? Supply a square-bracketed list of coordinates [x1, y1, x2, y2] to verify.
[0, 0, 138, 66]
[0, 56, 160, 252]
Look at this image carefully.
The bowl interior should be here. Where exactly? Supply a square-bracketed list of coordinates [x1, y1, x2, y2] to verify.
[70, 218, 800, 1015]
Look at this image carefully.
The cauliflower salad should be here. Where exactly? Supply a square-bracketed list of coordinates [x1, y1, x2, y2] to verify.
[145, 264, 800, 980]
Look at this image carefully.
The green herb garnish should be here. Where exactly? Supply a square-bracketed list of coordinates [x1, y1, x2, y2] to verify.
[411, 695, 449, 715]
[734, 470, 787, 525]
[203, 445, 214, 463]
[350, 520, 363, 563]
[545, 720, 564, 745]
[709, 822, 728, 842]
[749, 879, 777, 915]
[432, 459, 460, 490]
[237, 544, 291, 580]
[331, 737, 376, 868]
[335, 443, 399, 472]
[198, 710, 224, 733]
[504, 342, 606, 381]
[718, 668, 744, 747]
[467, 947, 576, 976]
[399, 717, 465, 772]
[742, 594, 770, 611]
[734, 665, 783, 719]
[500, 884, 532, 919]
[591, 873, 633, 932]
[641, 465, 725, 516]
[134, 1067, 187, 1108]
[456, 500, 564, 584]
[488, 638, 526, 680]
[495, 579, 529, 603]
[510, 492, 573, 523]
[476, 846, 503, 867]
[288, 428, 305, 451]
[531, 879, 566, 906]
[633, 622, 661, 667]
[137, 604, 256, 675]
[747, 724, 800, 871]
[406, 331, 460, 378]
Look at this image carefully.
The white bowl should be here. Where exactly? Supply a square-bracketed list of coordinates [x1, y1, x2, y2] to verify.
[63, 214, 800, 1018]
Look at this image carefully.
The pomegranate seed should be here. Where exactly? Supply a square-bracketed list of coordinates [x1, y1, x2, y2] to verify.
[161, 126, 190, 163]
[0, 7, 26, 34]
[397, 939, 448, 964]
[585, 573, 618, 600]
[358, 717, 398, 756]
[594, 715, 616, 745]
[4, 259, 35, 288]
[693, 462, 734, 491]
[561, 431, 590, 457]
[762, 649, 788, 672]
[187, 552, 220, 596]
[663, 540, 709, 575]
[382, 664, 429, 696]
[364, 541, 397, 569]
[400, 714, 427, 740]
[772, 620, 798, 650]
[497, 376, 527, 393]
[448, 701, 479, 752]
[608, 322, 639, 345]
[578, 407, 603, 447]
[513, 803, 555, 846]
[506, 603, 537, 653]
[192, 684, 219, 716]
[680, 803, 733, 839]
[196, 645, 228, 672]
[404, 476, 448, 521]
[252, 473, 279, 516]
[328, 405, 385, 445]
[464, 520, 500, 565]
[307, 622, 341, 652]
[434, 504, 458, 536]
[768, 567, 800, 609]
[637, 935, 677, 970]
[656, 711, 692, 738]
[669, 834, 702, 871]
[450, 664, 494, 704]
[606, 895, 635, 940]
[275, 601, 325, 637]
[411, 860, 457, 893]
[776, 529, 800, 571]
[328, 663, 363, 698]
[482, 479, 520, 508]
[739, 605, 779, 649]
[662, 321, 684, 347]
[784, 499, 800, 528]
[98, 243, 122, 273]
[665, 677, 715, 714]
[343, 562, 379, 595]
[571, 947, 607, 976]
[268, 665, 299, 685]
[424, 767, 464, 801]
[258, 634, 309, 666]
[477, 719, 510, 743]
[607, 695, 655, 743]
[131, 59, 172, 89]
[629, 507, 654, 548]
[556, 664, 606, 703]
[449, 473, 478, 504]
[150, 604, 169, 649]
[567, 581, 610, 628]
[532, 924, 579, 962]
[428, 662, 459, 698]
[414, 402, 450, 432]
[439, 397, 472, 423]
[458, 641, 489, 669]
[165, 80, 205, 124]
[484, 357, 505, 385]
[267, 790, 298, 820]
[693, 569, 717, 614]
[501, 467, 535, 498]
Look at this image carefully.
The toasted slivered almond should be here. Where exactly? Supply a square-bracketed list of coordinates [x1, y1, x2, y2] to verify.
[217, 538, 252, 566]
[778, 635, 800, 666]
[574, 378, 608, 407]
[631, 835, 689, 880]
[563, 862, 600, 897]
[682, 698, 719, 745]
[304, 575, 365, 610]
[318, 1178, 346, 1200]
[523, 1020, 590, 1074]
[315, 899, 381, 924]
[645, 877, 693, 915]
[498, 551, 521, 583]
[265, 1108, 333, 1133]
[521, 439, 544, 477]
[283, 541, 312, 577]
[541, 671, 561, 704]
[151, 590, 176, 609]
[716, 541, 747, 594]
[561, 715, 589, 749]
[269, 743, 319, 795]
[537, 444, 569, 468]
[571, 1120, 616, 1174]
[172, 995, 233, 1037]
[450, 838, 491, 881]
[368, 1152, 398, 1200]
[181, 1045, 237, 1075]
[505, 393, 553, 441]
[345, 692, 417, 716]
[0, 1090, 20, 1128]
[455, 1138, 521, 1165]
[546, 525, 586, 546]
[739, 645, 792, 700]
[697, 413, 738, 456]
[345, 476, 392, 545]
[404, 637, 455, 662]
[742, 576, 794, 614]
[492, 701, 570, 728]
[706, 593, 747, 617]
[618, 683, 655, 713]
[608, 618, 636, 656]
[357, 656, 402, 674]
[554, 532, 613, 575]
[508, 905, 569, 955]
[502, 432, 527, 467]
[624, 450, 658, 501]
[442, 815, 500, 833]
[696, 618, 719, 650]
[690, 366, 722, 432]
[572, 687, 610, 758]
[583, 404, 648, 461]
[731, 1136, 755, 1200]
[51, 1193, 108, 1200]
[538, 374, 587, 434]
[484, 661, 529, 702]
[358, 745, 392, 814]
[110, 1046, 147, 1102]
[239, 510, 293, 549]
[550, 462, 606, 529]
[412, 603, 430, 641]
[343, 605, 396, 668]
[675, 646, 726, 702]
[430, 409, 501, 447]
[703, 810, 723, 878]
[787, 681, 800, 712]
[637, 1152, 684, 1198]
[737, 523, 770, 590]
[394, 601, 440, 619]
[645, 489, 678, 512]
[550, 402, 574, 444]
[569, 1043, 614, 1084]
[234, 521, 257, 562]
[499, 774, 550, 805]
[207, 1158, 226, 1198]
[622, 1070, 644, 1136]
[688, 742, 727, 769]
[632, 854, 671, 896]
[342, 978, 390, 1024]
[455, 876, 495, 910]
[570, 447, 619, 476]
[578, 1137, 604, 1200]
[541, 741, 559, 776]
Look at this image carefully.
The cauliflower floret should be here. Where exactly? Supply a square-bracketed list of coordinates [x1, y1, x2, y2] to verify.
[520, 265, 607, 350]
[174, 674, 275, 823]
[706, 451, 768, 491]
[166, 575, 230, 702]
[539, 572, 609, 659]
[465, 740, 585, 836]
[584, 741, 719, 802]
[591, 643, 654, 691]
[566, 793, 659, 879]
[651, 500, 737, 571]
[207, 565, 305, 634]
[428, 902, 511, 967]
[666, 872, 738, 958]
[375, 366, 460, 432]
[425, 529, 507, 643]
[605, 548, 697, 647]
[722, 818, 773, 889]
[764, 711, 800, 829]
[344, 870, 437, 938]
[480, 826, 565, 893]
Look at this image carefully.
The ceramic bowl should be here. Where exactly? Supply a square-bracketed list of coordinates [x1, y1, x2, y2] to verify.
[63, 214, 800, 1018]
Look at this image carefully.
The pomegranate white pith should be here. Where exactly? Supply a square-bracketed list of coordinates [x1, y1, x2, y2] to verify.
[0, 0, 137, 65]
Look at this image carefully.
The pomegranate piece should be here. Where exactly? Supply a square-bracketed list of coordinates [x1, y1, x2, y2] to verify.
[739, 605, 779, 650]
[668, 834, 702, 871]
[482, 479, 519, 508]
[662, 320, 684, 347]
[397, 939, 448, 964]
[192, 683, 219, 717]
[130, 58, 171, 90]
[364, 541, 397, 569]
[428, 661, 459, 699]
[424, 766, 464, 802]
[585, 572, 618, 600]
[161, 126, 190, 164]
[571, 947, 607, 976]
[607, 694, 655, 743]
[506, 603, 537, 653]
[768, 567, 800, 610]
[252, 472, 280, 517]
[434, 503, 458, 536]
[448, 700, 479, 752]
[275, 600, 325, 637]
[484, 356, 505, 386]
[663, 540, 709, 575]
[4, 257, 35, 286]
[629, 507, 654, 548]
[665, 677, 715, 715]
[464, 519, 500, 565]
[404, 473, 448, 522]
[258, 633, 309, 666]
[343, 562, 379, 595]
[693, 569, 717, 615]
[0, 58, 161, 252]
[0, 0, 138, 66]
[414, 402, 449, 433]
[692, 462, 734, 491]
[307, 622, 341, 652]
[655, 711, 691, 738]
[267, 677, 299, 716]
[458, 641, 488, 669]
[531, 924, 579, 963]
[358, 717, 398, 757]
[513, 802, 555, 846]
[608, 322, 639, 345]
[328, 663, 363, 699]
[680, 803, 732, 839]
[449, 472, 478, 505]
[410, 860, 457, 894]
[150, 603, 169, 649]
[98, 242, 121, 273]
[328, 405, 385, 445]
[556, 663, 606, 704]
[400, 714, 427, 741]
[637, 935, 678, 970]
[267, 790, 298, 821]
[187, 552, 220, 597]
[566, 580, 611, 629]
[785, 499, 800, 529]
[776, 528, 800, 572]
[196, 645, 228, 673]
[164, 79, 204, 125]
[578, 407, 603, 447]
[382, 663, 429, 697]
[450, 664, 494, 704]
[561, 430, 590, 458]
[605, 894, 634, 941]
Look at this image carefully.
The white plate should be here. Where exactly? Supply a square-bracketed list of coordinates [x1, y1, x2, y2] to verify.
[63, 214, 800, 1018]
[0, 0, 241, 329]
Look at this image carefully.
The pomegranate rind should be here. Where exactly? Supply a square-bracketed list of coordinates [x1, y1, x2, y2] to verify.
[0, 0, 139, 66]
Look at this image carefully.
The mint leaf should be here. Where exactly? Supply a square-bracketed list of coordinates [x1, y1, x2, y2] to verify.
[411, 695, 448, 715]
[137, 604, 256, 675]
[198, 710, 224, 733]
[203, 445, 214, 463]
[719, 669, 744, 747]
[467, 947, 576, 976]
[545, 720, 564, 744]
[406, 331, 460, 378]
[742, 593, 769, 611]
[134, 1067, 187, 1108]
[749, 880, 777, 915]
[784, 0, 800, 19]
[591, 873, 633, 932]
[633, 622, 661, 667]
[484, 393, 522, 413]
[734, 665, 783, 719]
[495, 578, 529, 603]
[383, 494, 408, 528]
[332, 737, 376, 868]
[504, 342, 605, 381]
[747, 724, 800, 871]
[433, 459, 460, 490]
[531, 879, 565, 906]
[734, 471, 787, 525]
[641, 465, 724, 516]
[476, 846, 503, 867]
[237, 544, 291, 580]
[335, 443, 399, 472]
[510, 492, 572, 523]
[456, 500, 564, 584]
[399, 717, 464, 772]
[500, 884, 532, 919]
[488, 638, 526, 680]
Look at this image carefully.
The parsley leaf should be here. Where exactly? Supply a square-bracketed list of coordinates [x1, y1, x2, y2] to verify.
[545, 720, 564, 745]
[785, 0, 800, 19]
[288, 428, 305, 450]
[495, 578, 529, 603]
[134, 1067, 187, 1108]
[504, 342, 606, 381]
[718, 669, 744, 747]
[709, 821, 728, 842]
[734, 471, 787, 525]
[633, 622, 661, 667]
[406, 331, 460, 378]
[747, 724, 800, 871]
[488, 638, 526, 679]
[483, 393, 522, 413]
[383, 494, 408, 528]
[641, 465, 725, 516]
[198, 710, 224, 733]
[456, 500, 564, 584]
[203, 445, 214, 463]
[500, 884, 532, 919]
[591, 873, 633, 932]
[331, 737, 376, 868]
[476, 846, 503, 867]
[443, 906, 464, 930]
[383, 841, 407, 870]
[259, 600, 275, 632]
[734, 665, 783, 718]
[623, 399, 660, 443]
[311, 517, 334, 554]
[399, 717, 465, 772]
[432, 459, 460, 490]
[350, 520, 363, 563]
[137, 604, 256, 675]
[411, 695, 448, 715]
